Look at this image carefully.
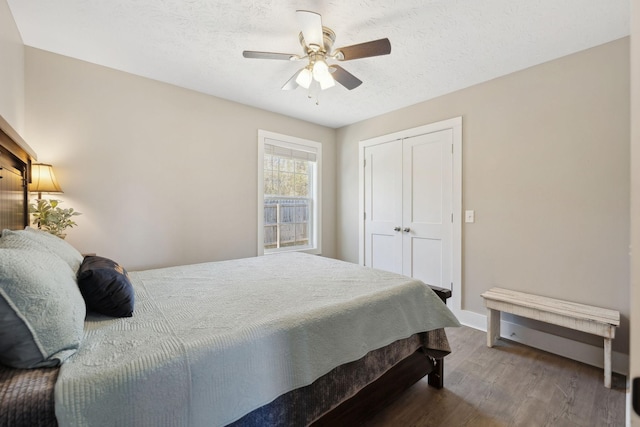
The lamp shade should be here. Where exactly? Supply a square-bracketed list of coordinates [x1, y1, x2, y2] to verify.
[312, 59, 330, 81]
[29, 163, 63, 194]
[295, 67, 313, 89]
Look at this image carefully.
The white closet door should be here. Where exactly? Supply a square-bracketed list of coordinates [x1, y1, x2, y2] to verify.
[402, 130, 453, 289]
[363, 140, 403, 274]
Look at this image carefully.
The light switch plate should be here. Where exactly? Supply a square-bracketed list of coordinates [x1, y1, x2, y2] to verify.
[465, 210, 475, 223]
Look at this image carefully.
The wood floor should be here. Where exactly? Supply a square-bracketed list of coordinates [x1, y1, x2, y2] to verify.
[364, 326, 626, 427]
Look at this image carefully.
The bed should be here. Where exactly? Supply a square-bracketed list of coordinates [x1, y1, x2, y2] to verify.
[0, 119, 460, 426]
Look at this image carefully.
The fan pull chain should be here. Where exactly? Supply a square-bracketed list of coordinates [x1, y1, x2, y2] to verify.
[308, 80, 320, 105]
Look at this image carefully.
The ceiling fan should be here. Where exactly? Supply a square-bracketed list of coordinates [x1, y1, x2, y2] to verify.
[242, 10, 391, 94]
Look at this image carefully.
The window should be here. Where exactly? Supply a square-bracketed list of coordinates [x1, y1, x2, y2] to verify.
[258, 130, 321, 255]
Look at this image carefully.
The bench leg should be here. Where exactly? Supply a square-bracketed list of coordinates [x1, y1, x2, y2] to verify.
[486, 308, 501, 347]
[604, 338, 612, 388]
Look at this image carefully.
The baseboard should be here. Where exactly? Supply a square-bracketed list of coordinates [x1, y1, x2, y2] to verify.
[451, 308, 629, 376]
[452, 307, 486, 330]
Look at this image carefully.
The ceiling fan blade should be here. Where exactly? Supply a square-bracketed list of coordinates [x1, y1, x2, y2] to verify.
[330, 65, 362, 90]
[243, 51, 298, 60]
[296, 10, 323, 48]
[281, 69, 303, 90]
[334, 38, 391, 61]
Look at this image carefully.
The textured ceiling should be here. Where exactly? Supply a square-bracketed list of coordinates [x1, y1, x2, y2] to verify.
[7, 0, 630, 128]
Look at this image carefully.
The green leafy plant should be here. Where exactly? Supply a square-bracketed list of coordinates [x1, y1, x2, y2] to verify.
[28, 199, 81, 238]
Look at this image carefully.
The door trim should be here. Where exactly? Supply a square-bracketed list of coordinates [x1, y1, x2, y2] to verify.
[358, 117, 462, 311]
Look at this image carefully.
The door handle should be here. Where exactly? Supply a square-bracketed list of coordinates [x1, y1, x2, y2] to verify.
[403, 227, 411, 232]
[394, 226, 401, 232]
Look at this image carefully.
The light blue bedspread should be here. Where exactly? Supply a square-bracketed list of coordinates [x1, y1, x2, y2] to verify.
[55, 253, 460, 426]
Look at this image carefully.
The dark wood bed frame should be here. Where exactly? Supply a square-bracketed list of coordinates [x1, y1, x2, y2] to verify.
[0, 117, 448, 426]
[313, 351, 443, 426]
[0, 116, 32, 232]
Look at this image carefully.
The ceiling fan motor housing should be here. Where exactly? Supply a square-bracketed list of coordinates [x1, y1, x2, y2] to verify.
[299, 26, 336, 54]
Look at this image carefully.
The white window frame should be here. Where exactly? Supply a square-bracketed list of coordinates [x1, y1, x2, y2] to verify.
[258, 130, 322, 256]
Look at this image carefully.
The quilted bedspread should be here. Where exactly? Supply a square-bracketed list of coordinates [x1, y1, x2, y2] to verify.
[54, 253, 460, 427]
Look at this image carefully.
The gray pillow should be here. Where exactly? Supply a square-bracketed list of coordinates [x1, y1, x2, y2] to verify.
[2, 227, 84, 273]
[0, 247, 86, 368]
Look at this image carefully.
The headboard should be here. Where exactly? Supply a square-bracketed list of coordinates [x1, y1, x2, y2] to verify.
[0, 115, 35, 231]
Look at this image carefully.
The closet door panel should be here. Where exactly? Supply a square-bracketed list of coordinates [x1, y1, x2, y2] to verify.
[370, 234, 399, 274]
[363, 140, 403, 274]
[409, 141, 443, 224]
[409, 237, 443, 287]
[402, 130, 453, 289]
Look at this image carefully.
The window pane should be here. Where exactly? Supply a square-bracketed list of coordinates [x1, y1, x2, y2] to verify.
[264, 203, 277, 225]
[279, 224, 295, 247]
[294, 178, 308, 197]
[264, 171, 275, 195]
[296, 223, 308, 243]
[280, 158, 294, 173]
[295, 160, 308, 173]
[281, 171, 296, 196]
[264, 225, 277, 249]
[262, 197, 311, 250]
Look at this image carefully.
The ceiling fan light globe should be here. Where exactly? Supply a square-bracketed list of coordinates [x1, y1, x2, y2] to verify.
[296, 68, 313, 89]
[312, 59, 330, 81]
[319, 74, 335, 90]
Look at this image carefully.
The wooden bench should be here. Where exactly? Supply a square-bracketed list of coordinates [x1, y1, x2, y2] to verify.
[480, 287, 620, 388]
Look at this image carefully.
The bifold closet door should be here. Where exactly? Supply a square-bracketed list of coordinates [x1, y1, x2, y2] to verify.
[363, 139, 403, 274]
[402, 130, 453, 290]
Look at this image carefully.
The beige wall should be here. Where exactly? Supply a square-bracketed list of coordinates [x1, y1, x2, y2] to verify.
[336, 38, 630, 353]
[24, 47, 336, 270]
[0, 0, 24, 134]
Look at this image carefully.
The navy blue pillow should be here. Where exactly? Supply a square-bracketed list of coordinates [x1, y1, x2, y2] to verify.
[77, 256, 134, 317]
